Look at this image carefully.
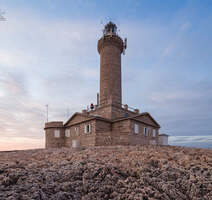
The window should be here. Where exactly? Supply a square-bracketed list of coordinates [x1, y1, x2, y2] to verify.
[75, 127, 79, 135]
[84, 124, 91, 134]
[54, 130, 60, 138]
[134, 124, 139, 134]
[144, 127, 147, 136]
[153, 129, 156, 137]
[65, 129, 70, 137]
[148, 128, 151, 136]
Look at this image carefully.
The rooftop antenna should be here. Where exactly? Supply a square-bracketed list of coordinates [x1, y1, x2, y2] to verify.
[45, 104, 48, 122]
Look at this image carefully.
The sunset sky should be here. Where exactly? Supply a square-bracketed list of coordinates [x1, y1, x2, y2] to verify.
[0, 0, 212, 150]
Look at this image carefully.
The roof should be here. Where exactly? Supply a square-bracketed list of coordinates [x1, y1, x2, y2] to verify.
[64, 111, 160, 128]
[113, 112, 160, 128]
[64, 112, 111, 126]
[136, 112, 160, 127]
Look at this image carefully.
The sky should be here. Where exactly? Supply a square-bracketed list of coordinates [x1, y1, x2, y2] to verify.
[0, 0, 212, 150]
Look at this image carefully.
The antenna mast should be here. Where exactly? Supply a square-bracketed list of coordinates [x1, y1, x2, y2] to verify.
[45, 104, 48, 122]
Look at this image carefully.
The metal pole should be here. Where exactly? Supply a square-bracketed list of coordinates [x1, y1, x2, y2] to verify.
[97, 93, 99, 106]
[46, 104, 48, 122]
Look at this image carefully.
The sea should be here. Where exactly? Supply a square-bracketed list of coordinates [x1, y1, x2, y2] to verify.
[169, 135, 212, 149]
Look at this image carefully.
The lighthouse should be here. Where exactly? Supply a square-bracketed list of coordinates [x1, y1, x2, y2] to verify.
[98, 22, 126, 108]
[44, 21, 162, 148]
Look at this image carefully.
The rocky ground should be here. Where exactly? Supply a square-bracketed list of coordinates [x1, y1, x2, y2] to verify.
[0, 145, 212, 200]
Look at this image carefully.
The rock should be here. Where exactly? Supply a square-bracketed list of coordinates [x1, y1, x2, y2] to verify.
[0, 146, 211, 199]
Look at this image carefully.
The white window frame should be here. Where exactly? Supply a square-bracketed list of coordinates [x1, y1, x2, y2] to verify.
[153, 129, 156, 137]
[65, 129, 70, 137]
[75, 127, 79, 135]
[84, 124, 91, 134]
[54, 130, 60, 138]
[134, 123, 139, 134]
[148, 128, 151, 136]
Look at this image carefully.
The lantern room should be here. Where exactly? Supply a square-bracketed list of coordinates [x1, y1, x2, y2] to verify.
[103, 21, 117, 36]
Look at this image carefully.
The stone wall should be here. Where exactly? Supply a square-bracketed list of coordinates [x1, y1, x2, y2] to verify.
[45, 116, 160, 148]
[110, 119, 159, 146]
[90, 104, 137, 120]
[111, 105, 136, 119]
[134, 114, 159, 128]
[89, 105, 112, 119]
[65, 113, 91, 126]
[44, 122, 65, 148]
[95, 120, 112, 145]
[98, 35, 123, 107]
[111, 119, 131, 145]
[65, 119, 96, 147]
[129, 120, 159, 145]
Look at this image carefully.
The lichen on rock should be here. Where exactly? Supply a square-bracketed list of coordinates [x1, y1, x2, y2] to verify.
[0, 145, 211, 200]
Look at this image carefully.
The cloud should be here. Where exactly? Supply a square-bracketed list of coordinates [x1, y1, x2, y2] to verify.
[120, 14, 212, 138]
[0, 2, 212, 151]
[0, 9, 102, 150]
[0, 70, 46, 140]
[0, 136, 44, 151]
[0, 9, 6, 21]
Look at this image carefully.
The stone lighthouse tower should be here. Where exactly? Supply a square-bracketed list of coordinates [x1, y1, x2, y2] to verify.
[44, 21, 162, 149]
[98, 22, 126, 108]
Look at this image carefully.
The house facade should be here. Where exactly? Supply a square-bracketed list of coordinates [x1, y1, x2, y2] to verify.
[44, 22, 162, 148]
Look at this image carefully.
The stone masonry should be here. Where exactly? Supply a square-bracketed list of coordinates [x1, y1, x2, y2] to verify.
[44, 22, 162, 148]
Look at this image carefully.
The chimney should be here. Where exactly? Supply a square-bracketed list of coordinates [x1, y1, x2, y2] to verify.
[82, 109, 87, 114]
[124, 104, 128, 110]
[134, 109, 139, 114]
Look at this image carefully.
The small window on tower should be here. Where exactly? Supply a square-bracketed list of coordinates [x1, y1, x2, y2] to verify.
[134, 124, 139, 134]
[54, 130, 60, 138]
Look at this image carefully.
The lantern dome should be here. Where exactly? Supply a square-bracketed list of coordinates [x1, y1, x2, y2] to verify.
[103, 21, 117, 36]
